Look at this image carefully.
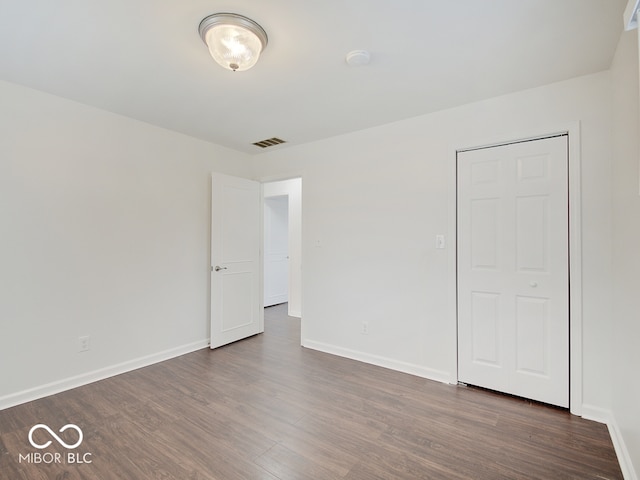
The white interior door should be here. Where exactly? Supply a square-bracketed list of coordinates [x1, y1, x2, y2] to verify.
[457, 135, 569, 407]
[210, 173, 262, 349]
[264, 196, 289, 307]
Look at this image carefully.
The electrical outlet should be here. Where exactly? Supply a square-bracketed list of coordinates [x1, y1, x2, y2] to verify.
[361, 321, 369, 335]
[78, 335, 90, 352]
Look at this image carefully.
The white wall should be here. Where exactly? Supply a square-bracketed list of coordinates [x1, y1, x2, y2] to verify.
[0, 80, 252, 407]
[611, 29, 640, 480]
[263, 178, 302, 317]
[253, 71, 614, 408]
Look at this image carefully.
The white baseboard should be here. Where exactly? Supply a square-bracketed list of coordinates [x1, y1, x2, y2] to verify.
[582, 403, 613, 424]
[302, 339, 451, 385]
[582, 404, 638, 480]
[0, 339, 210, 411]
[265, 295, 288, 308]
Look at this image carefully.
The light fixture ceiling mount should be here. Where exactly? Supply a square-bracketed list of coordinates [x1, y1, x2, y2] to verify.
[199, 13, 268, 72]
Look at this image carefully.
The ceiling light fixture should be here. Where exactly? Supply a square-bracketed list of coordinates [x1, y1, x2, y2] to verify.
[198, 13, 268, 72]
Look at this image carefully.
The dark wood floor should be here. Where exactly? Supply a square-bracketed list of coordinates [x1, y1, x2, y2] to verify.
[0, 304, 622, 479]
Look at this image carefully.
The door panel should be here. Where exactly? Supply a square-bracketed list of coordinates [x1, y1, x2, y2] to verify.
[515, 296, 548, 375]
[264, 196, 289, 307]
[210, 173, 262, 349]
[470, 198, 500, 269]
[470, 292, 501, 366]
[516, 195, 548, 272]
[221, 271, 255, 331]
[458, 136, 569, 407]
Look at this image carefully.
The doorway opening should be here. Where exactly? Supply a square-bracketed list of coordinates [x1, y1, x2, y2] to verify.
[263, 178, 302, 319]
[210, 174, 302, 350]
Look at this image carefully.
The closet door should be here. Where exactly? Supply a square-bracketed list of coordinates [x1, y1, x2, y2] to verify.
[457, 136, 569, 408]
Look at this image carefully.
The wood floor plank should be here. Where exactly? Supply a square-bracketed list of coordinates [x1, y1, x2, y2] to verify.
[0, 303, 623, 479]
[254, 443, 344, 480]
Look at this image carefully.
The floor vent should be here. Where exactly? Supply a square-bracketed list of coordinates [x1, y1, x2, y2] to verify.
[252, 137, 286, 149]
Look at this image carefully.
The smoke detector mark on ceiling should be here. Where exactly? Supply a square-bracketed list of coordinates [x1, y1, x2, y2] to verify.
[252, 137, 286, 149]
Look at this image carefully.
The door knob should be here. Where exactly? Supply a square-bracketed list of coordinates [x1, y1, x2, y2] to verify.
[214, 266, 227, 272]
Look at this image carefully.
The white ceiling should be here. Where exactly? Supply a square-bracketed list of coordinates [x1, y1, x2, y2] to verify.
[0, 0, 627, 154]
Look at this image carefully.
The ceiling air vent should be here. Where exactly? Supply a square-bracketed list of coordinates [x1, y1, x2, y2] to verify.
[252, 137, 286, 149]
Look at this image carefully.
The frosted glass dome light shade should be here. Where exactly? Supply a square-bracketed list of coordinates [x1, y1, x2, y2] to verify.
[199, 13, 268, 72]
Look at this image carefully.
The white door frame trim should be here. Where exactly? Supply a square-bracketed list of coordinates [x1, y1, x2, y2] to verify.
[447, 122, 583, 416]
